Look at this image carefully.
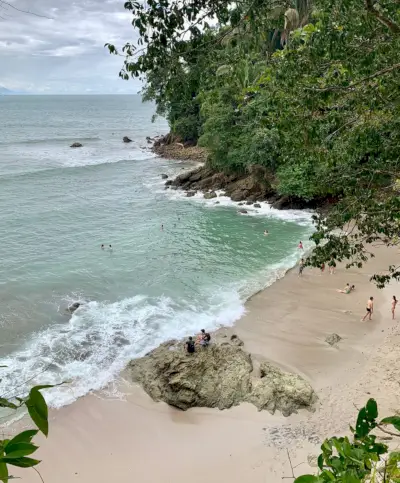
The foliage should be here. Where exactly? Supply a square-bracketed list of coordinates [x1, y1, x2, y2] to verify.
[108, 0, 400, 284]
[0, 380, 55, 482]
[294, 399, 400, 482]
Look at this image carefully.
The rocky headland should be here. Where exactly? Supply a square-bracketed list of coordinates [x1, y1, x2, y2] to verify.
[128, 331, 317, 416]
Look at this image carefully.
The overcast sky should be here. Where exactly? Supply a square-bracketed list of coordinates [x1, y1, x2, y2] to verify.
[0, 0, 141, 94]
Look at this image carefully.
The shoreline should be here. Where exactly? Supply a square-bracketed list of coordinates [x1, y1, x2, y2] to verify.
[8, 243, 400, 483]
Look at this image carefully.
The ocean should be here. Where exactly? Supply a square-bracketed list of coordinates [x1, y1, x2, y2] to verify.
[0, 95, 313, 409]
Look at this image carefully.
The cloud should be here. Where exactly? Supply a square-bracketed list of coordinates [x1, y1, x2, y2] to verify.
[0, 0, 140, 93]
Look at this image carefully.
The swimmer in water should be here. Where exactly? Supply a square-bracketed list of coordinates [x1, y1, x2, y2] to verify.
[108, 244, 113, 252]
[101, 244, 105, 250]
[161, 224, 164, 230]
[264, 230, 269, 236]
[298, 241, 303, 250]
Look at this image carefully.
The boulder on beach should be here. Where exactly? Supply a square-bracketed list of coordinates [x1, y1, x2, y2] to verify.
[325, 333, 342, 346]
[127, 337, 316, 415]
[123, 136, 132, 143]
[204, 191, 217, 199]
[70, 142, 82, 148]
[161, 174, 169, 179]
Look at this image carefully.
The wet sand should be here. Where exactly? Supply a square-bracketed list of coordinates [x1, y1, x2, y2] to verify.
[9, 244, 400, 483]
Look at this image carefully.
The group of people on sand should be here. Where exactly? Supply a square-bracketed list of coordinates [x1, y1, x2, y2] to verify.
[185, 329, 211, 354]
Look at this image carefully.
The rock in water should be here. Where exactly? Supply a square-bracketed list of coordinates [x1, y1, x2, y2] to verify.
[325, 333, 342, 346]
[70, 142, 82, 148]
[238, 208, 248, 214]
[254, 203, 261, 208]
[128, 339, 316, 415]
[67, 302, 81, 313]
[123, 136, 132, 143]
[203, 191, 217, 199]
[161, 174, 169, 179]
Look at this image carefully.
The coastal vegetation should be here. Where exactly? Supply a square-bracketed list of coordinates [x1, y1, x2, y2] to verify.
[0, 382, 52, 482]
[108, 0, 400, 285]
[294, 399, 400, 482]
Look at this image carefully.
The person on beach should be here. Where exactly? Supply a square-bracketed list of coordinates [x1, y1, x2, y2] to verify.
[328, 257, 336, 275]
[320, 263, 325, 274]
[298, 241, 303, 250]
[362, 297, 374, 321]
[198, 329, 211, 347]
[392, 295, 397, 320]
[337, 284, 355, 294]
[185, 336, 195, 354]
[298, 258, 305, 277]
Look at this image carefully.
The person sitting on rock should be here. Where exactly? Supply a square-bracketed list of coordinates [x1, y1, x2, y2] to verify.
[185, 336, 195, 354]
[199, 329, 211, 347]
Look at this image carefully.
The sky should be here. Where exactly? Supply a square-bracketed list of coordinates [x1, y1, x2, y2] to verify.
[0, 0, 141, 94]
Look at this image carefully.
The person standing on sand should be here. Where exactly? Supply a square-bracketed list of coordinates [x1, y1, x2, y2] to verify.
[392, 295, 397, 320]
[320, 263, 325, 274]
[362, 297, 374, 321]
[298, 258, 305, 277]
[328, 257, 336, 275]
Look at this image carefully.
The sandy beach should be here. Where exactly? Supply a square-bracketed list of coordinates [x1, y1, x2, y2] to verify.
[8, 244, 400, 483]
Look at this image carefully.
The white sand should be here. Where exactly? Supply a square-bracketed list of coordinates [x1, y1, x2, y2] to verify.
[8, 245, 400, 483]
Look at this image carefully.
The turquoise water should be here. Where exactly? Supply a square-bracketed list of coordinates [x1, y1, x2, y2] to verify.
[0, 95, 313, 408]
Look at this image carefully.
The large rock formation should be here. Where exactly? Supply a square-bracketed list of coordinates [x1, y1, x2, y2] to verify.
[128, 337, 316, 416]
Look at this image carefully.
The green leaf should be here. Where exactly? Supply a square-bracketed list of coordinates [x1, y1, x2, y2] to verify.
[0, 462, 8, 483]
[380, 416, 400, 432]
[294, 476, 320, 483]
[5, 442, 38, 458]
[7, 430, 38, 446]
[0, 398, 17, 410]
[366, 398, 378, 419]
[317, 453, 324, 470]
[26, 388, 49, 437]
[1, 457, 41, 468]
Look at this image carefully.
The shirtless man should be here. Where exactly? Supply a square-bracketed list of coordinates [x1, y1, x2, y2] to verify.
[362, 296, 374, 321]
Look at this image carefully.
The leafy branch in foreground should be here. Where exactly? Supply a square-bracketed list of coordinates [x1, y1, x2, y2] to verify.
[294, 399, 400, 482]
[0, 379, 59, 482]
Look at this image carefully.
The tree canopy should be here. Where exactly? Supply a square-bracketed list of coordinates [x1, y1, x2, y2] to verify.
[108, 0, 400, 285]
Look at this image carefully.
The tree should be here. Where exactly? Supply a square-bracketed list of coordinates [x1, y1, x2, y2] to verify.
[108, 0, 400, 286]
[294, 399, 400, 482]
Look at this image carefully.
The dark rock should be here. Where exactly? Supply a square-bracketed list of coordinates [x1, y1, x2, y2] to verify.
[254, 203, 262, 208]
[231, 190, 248, 202]
[186, 191, 196, 197]
[165, 180, 173, 186]
[161, 174, 169, 179]
[66, 302, 81, 314]
[325, 333, 342, 346]
[215, 201, 220, 204]
[70, 142, 82, 148]
[123, 136, 132, 143]
[204, 191, 217, 199]
[238, 208, 248, 214]
[230, 334, 244, 347]
[238, 202, 244, 206]
[246, 201, 253, 205]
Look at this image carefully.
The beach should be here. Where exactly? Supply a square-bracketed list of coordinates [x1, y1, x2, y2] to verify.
[9, 243, 400, 483]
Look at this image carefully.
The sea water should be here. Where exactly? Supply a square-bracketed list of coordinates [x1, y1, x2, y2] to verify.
[0, 95, 313, 408]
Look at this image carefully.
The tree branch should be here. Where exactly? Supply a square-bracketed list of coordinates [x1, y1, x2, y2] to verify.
[305, 63, 400, 92]
[365, 0, 400, 34]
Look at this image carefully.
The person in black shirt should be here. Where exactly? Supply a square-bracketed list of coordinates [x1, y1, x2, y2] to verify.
[185, 336, 195, 354]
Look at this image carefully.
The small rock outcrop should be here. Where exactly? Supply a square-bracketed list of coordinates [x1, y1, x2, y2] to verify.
[254, 203, 261, 208]
[70, 142, 82, 148]
[325, 333, 342, 346]
[238, 208, 248, 214]
[161, 174, 169, 179]
[123, 136, 132, 143]
[204, 191, 217, 199]
[127, 337, 316, 415]
[66, 302, 81, 314]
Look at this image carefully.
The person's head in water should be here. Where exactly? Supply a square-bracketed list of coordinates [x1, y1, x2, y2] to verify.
[109, 245, 112, 248]
[101, 244, 104, 249]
